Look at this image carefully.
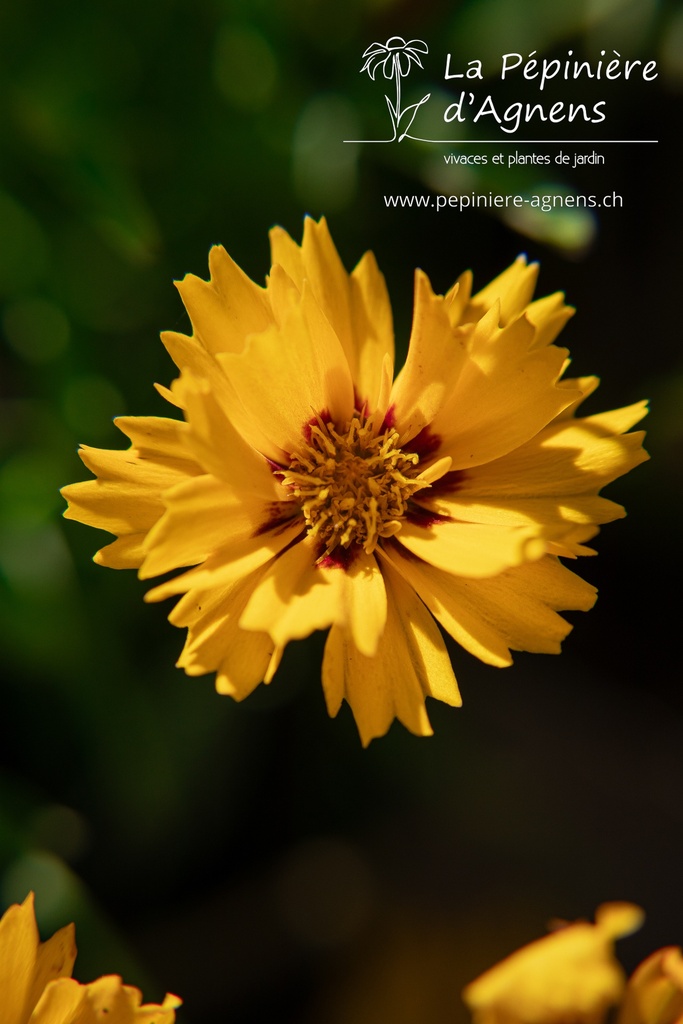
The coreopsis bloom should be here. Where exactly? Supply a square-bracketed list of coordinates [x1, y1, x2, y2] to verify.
[0, 892, 180, 1023]
[61, 217, 648, 745]
[462, 902, 645, 1024]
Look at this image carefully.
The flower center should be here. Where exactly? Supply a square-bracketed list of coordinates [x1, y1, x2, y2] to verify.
[281, 414, 425, 559]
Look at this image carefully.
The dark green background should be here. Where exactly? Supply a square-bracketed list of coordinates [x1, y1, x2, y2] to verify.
[1, 1, 681, 1020]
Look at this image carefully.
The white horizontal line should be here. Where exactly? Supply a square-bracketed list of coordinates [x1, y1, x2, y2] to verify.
[344, 139, 659, 144]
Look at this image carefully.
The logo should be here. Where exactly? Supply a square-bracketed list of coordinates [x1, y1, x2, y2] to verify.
[348, 38, 659, 144]
[360, 37, 430, 142]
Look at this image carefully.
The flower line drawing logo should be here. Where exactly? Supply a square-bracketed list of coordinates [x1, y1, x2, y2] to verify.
[360, 36, 431, 142]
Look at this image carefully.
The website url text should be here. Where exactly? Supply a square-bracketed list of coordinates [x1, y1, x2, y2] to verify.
[384, 192, 623, 212]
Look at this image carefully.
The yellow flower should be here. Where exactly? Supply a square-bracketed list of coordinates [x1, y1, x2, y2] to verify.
[462, 902, 645, 1024]
[618, 947, 683, 1024]
[61, 217, 648, 745]
[0, 893, 180, 1024]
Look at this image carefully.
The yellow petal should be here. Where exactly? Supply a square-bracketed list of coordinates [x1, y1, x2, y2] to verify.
[553, 376, 602, 420]
[444, 271, 474, 327]
[373, 352, 394, 429]
[215, 632, 280, 699]
[595, 903, 645, 940]
[29, 924, 78, 1018]
[63, 467, 164, 537]
[240, 536, 387, 657]
[429, 408, 650, 519]
[170, 564, 279, 701]
[180, 362, 288, 469]
[270, 218, 395, 414]
[239, 536, 340, 642]
[139, 474, 298, 579]
[161, 332, 292, 463]
[396, 517, 549, 579]
[384, 543, 596, 664]
[217, 284, 355, 460]
[65, 419, 198, 502]
[547, 524, 601, 559]
[31, 975, 180, 1024]
[143, 520, 304, 603]
[430, 310, 580, 468]
[175, 243, 272, 356]
[77, 438, 195, 495]
[525, 291, 575, 349]
[462, 254, 539, 326]
[322, 558, 461, 745]
[421, 492, 625, 530]
[348, 249, 395, 412]
[61, 417, 201, 570]
[388, 270, 468, 443]
[269, 224, 305, 284]
[174, 371, 286, 495]
[618, 947, 683, 1024]
[153, 381, 181, 409]
[582, 401, 650, 435]
[265, 262, 303, 327]
[463, 902, 643, 1024]
[298, 217, 357, 354]
[160, 330, 230, 400]
[0, 893, 76, 1024]
[93, 535, 148, 570]
[339, 547, 388, 657]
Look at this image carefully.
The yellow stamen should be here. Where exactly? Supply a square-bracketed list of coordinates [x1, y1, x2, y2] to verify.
[281, 413, 428, 558]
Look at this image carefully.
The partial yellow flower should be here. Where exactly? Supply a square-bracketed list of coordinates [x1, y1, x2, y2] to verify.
[31, 978, 180, 1024]
[618, 947, 683, 1024]
[0, 893, 180, 1024]
[463, 902, 645, 1024]
[61, 217, 649, 744]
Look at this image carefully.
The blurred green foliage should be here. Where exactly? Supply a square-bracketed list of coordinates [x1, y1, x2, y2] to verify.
[0, 0, 681, 1021]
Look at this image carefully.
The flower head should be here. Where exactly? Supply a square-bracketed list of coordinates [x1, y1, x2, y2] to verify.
[62, 217, 649, 744]
[463, 903, 645, 1024]
[361, 36, 428, 79]
[0, 893, 180, 1023]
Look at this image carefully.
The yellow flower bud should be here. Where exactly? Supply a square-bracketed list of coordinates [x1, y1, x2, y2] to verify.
[618, 948, 683, 1024]
[463, 903, 644, 1024]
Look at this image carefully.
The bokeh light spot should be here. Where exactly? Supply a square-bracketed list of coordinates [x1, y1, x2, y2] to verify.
[274, 837, 375, 947]
[661, 7, 683, 85]
[29, 804, 90, 864]
[0, 522, 74, 597]
[2, 851, 78, 931]
[213, 25, 278, 111]
[0, 191, 49, 297]
[503, 194, 597, 254]
[0, 451, 64, 528]
[61, 374, 125, 439]
[586, 0, 657, 43]
[292, 96, 359, 210]
[3, 296, 70, 364]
